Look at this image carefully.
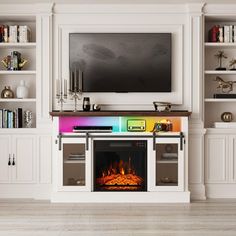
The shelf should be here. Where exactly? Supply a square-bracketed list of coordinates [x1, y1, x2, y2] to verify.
[156, 160, 178, 164]
[0, 70, 36, 75]
[205, 98, 236, 102]
[0, 98, 36, 102]
[205, 42, 236, 48]
[205, 70, 236, 75]
[64, 160, 85, 164]
[0, 42, 36, 48]
[50, 110, 192, 117]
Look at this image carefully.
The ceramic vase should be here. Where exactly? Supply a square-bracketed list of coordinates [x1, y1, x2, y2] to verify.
[16, 80, 29, 98]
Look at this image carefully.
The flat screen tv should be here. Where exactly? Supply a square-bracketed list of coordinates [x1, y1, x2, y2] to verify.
[69, 33, 171, 92]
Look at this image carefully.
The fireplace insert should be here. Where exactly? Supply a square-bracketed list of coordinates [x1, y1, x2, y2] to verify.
[93, 140, 147, 191]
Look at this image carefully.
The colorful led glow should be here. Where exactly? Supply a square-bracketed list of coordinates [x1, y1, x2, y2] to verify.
[59, 116, 181, 133]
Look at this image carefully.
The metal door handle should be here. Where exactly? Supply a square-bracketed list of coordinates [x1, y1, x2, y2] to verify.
[8, 155, 11, 166]
[12, 154, 15, 166]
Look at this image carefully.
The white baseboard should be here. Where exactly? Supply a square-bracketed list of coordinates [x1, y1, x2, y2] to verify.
[0, 184, 51, 200]
[206, 184, 236, 198]
[51, 191, 191, 203]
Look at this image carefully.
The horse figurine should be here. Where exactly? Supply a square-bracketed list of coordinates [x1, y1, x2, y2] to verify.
[214, 76, 236, 93]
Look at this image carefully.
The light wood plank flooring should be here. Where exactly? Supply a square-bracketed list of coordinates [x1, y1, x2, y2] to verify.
[0, 199, 236, 236]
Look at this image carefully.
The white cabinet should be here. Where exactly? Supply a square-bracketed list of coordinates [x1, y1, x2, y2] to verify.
[205, 135, 227, 183]
[205, 134, 236, 184]
[149, 137, 184, 192]
[59, 137, 91, 191]
[0, 134, 36, 183]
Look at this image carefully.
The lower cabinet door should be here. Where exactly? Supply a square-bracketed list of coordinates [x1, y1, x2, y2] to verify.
[0, 135, 11, 183]
[59, 138, 91, 191]
[149, 137, 184, 191]
[205, 135, 227, 183]
[11, 135, 36, 183]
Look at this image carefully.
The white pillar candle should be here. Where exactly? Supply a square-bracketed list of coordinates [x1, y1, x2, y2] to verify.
[56, 79, 60, 96]
[64, 79, 67, 96]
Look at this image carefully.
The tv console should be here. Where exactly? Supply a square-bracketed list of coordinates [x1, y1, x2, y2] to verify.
[50, 110, 191, 203]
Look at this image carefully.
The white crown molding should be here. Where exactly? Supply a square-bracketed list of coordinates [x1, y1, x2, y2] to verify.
[0, 3, 53, 15]
[204, 4, 236, 15]
[53, 3, 188, 14]
[187, 3, 205, 15]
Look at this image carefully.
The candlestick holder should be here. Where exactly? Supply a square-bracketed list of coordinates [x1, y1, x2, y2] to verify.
[70, 90, 82, 112]
[57, 91, 67, 112]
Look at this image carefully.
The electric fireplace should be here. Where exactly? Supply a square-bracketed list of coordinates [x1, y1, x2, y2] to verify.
[93, 140, 147, 191]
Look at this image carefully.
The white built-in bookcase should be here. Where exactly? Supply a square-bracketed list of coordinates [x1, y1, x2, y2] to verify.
[0, 16, 37, 128]
[204, 16, 236, 128]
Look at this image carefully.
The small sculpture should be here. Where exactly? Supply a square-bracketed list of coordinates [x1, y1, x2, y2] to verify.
[229, 59, 236, 70]
[215, 51, 227, 70]
[214, 76, 236, 93]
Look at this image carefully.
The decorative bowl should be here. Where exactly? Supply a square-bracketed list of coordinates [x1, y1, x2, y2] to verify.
[153, 102, 172, 112]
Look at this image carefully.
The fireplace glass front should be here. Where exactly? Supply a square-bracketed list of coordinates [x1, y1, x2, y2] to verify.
[94, 140, 147, 191]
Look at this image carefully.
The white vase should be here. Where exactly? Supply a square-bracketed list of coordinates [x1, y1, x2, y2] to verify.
[16, 80, 29, 98]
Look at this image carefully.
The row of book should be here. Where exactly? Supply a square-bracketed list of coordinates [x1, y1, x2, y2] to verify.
[0, 25, 31, 43]
[209, 25, 236, 43]
[0, 108, 23, 128]
[3, 51, 23, 71]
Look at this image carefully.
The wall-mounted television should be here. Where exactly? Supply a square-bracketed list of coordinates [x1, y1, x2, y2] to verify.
[69, 33, 171, 92]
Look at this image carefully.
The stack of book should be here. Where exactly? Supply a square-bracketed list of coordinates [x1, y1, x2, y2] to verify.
[0, 25, 31, 43]
[209, 25, 236, 43]
[0, 108, 23, 128]
[3, 51, 22, 70]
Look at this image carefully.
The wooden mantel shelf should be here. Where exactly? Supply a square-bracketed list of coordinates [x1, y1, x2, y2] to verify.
[50, 110, 192, 117]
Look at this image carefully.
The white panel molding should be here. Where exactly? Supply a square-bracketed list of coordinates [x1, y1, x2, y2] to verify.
[204, 4, 236, 15]
[54, 4, 188, 14]
[53, 23, 184, 110]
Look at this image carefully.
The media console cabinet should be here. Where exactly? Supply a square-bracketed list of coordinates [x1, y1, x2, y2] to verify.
[50, 111, 191, 203]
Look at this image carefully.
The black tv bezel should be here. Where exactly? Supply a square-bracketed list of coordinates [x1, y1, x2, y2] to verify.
[69, 32, 172, 93]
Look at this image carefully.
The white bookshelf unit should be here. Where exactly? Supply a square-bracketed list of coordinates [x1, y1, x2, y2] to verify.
[0, 16, 37, 129]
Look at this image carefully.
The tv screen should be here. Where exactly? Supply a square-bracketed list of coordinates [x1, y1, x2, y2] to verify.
[69, 33, 171, 92]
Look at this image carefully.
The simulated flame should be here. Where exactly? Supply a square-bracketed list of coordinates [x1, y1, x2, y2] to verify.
[96, 157, 143, 190]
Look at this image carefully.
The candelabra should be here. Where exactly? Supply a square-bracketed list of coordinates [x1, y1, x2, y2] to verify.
[69, 68, 83, 112]
[56, 78, 67, 112]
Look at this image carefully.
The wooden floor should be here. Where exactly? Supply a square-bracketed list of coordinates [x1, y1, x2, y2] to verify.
[0, 200, 236, 236]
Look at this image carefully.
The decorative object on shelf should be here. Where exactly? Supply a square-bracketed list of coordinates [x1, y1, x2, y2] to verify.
[1, 51, 27, 70]
[127, 119, 146, 132]
[1, 86, 14, 98]
[16, 80, 29, 98]
[83, 97, 90, 111]
[215, 51, 227, 70]
[69, 67, 83, 112]
[153, 102, 172, 112]
[221, 112, 233, 122]
[24, 110, 33, 128]
[213, 76, 236, 93]
[229, 59, 236, 70]
[56, 78, 67, 112]
[151, 119, 173, 132]
[92, 104, 101, 111]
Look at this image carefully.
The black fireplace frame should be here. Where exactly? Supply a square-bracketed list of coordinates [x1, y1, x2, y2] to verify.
[93, 139, 148, 192]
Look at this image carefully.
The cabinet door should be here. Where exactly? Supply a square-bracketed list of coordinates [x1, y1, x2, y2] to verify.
[149, 137, 184, 191]
[0, 135, 11, 183]
[59, 138, 91, 191]
[229, 135, 236, 183]
[205, 135, 228, 183]
[11, 135, 36, 183]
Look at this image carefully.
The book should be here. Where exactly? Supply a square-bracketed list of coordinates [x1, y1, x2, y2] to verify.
[229, 25, 233, 42]
[224, 25, 230, 42]
[9, 25, 18, 43]
[219, 27, 224, 42]
[19, 25, 31, 43]
[209, 25, 220, 42]
[17, 108, 23, 128]
[214, 93, 236, 98]
[0, 109, 2, 128]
